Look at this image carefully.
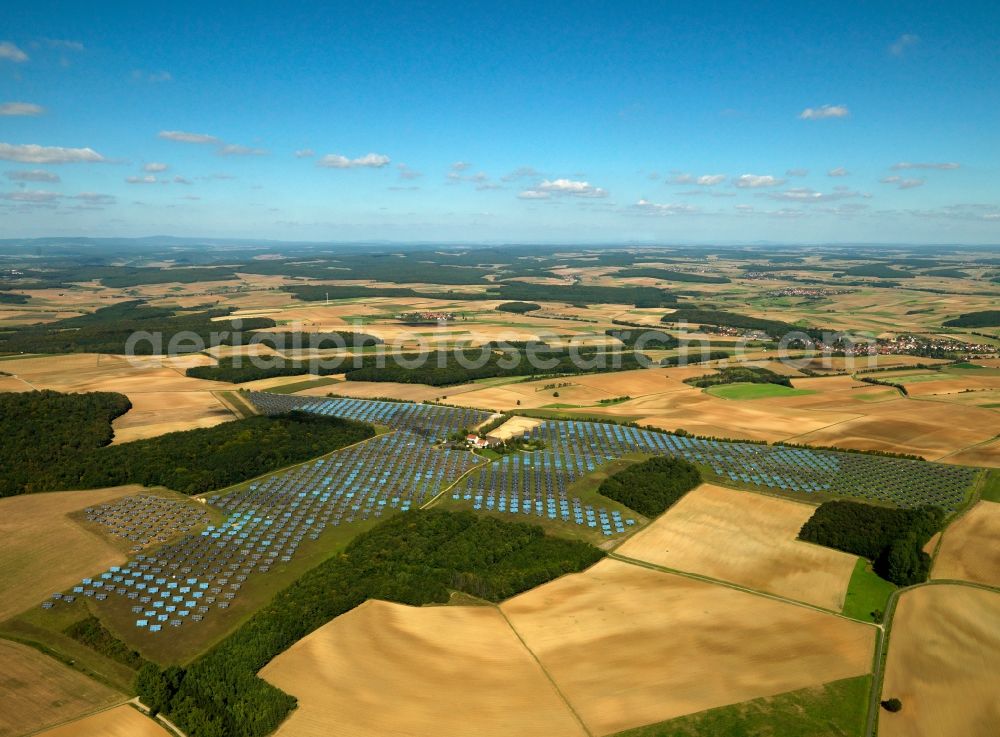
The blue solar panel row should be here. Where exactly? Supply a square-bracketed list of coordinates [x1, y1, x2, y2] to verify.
[246, 392, 490, 438]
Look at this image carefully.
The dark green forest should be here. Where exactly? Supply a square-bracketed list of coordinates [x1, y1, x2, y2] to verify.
[798, 500, 944, 586]
[842, 264, 915, 279]
[598, 456, 702, 517]
[942, 310, 1000, 328]
[137, 510, 603, 737]
[661, 307, 810, 340]
[496, 301, 541, 313]
[0, 292, 29, 303]
[606, 328, 679, 349]
[0, 390, 373, 496]
[615, 268, 731, 284]
[684, 365, 793, 388]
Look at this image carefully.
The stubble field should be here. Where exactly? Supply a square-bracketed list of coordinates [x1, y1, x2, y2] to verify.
[615, 484, 858, 610]
[501, 558, 875, 736]
[260, 599, 588, 737]
[879, 585, 1000, 737]
[0, 639, 122, 737]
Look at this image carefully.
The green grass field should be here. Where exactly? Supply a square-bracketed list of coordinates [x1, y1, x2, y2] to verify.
[705, 382, 817, 400]
[265, 376, 342, 394]
[611, 675, 871, 737]
[979, 468, 1000, 503]
[841, 558, 896, 622]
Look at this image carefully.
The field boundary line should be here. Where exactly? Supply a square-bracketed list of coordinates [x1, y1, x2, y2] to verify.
[420, 451, 489, 510]
[493, 604, 594, 737]
[608, 552, 876, 625]
[20, 691, 131, 737]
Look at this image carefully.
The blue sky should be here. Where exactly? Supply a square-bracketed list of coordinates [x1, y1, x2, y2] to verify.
[1, 1, 998, 243]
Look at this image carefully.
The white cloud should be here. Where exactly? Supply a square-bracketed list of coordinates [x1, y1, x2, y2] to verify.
[889, 34, 919, 56]
[880, 175, 925, 189]
[74, 192, 115, 205]
[671, 173, 726, 186]
[143, 162, 169, 172]
[158, 130, 221, 145]
[1, 189, 60, 202]
[0, 42, 28, 63]
[451, 161, 471, 172]
[4, 169, 60, 182]
[317, 152, 391, 169]
[827, 167, 849, 177]
[634, 199, 698, 215]
[675, 189, 736, 198]
[44, 39, 85, 52]
[502, 166, 540, 182]
[173, 175, 192, 184]
[799, 104, 850, 120]
[890, 161, 960, 170]
[536, 178, 607, 198]
[133, 70, 173, 83]
[518, 190, 550, 200]
[0, 143, 105, 164]
[397, 163, 422, 180]
[126, 175, 160, 184]
[218, 143, 266, 156]
[0, 102, 45, 116]
[786, 168, 809, 177]
[294, 149, 315, 158]
[734, 174, 785, 188]
[765, 187, 864, 202]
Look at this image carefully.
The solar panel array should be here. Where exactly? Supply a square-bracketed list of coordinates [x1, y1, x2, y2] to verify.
[453, 447, 639, 536]
[41, 394, 976, 635]
[82, 495, 211, 551]
[44, 431, 482, 632]
[452, 419, 975, 533]
[246, 392, 490, 438]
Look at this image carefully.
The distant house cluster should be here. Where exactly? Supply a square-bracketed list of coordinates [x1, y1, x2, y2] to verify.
[396, 311, 456, 323]
[466, 433, 504, 449]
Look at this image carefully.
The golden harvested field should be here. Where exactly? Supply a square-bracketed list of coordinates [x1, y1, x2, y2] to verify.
[111, 391, 232, 443]
[501, 558, 876, 736]
[0, 353, 218, 393]
[259, 600, 587, 737]
[940, 439, 1000, 467]
[0, 487, 139, 621]
[489, 415, 543, 440]
[932, 501, 1000, 587]
[34, 705, 172, 737]
[0, 639, 122, 737]
[879, 585, 1000, 737]
[0, 374, 30, 392]
[788, 401, 1000, 463]
[615, 484, 857, 610]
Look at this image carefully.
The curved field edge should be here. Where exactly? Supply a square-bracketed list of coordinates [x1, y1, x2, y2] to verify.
[610, 675, 871, 737]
